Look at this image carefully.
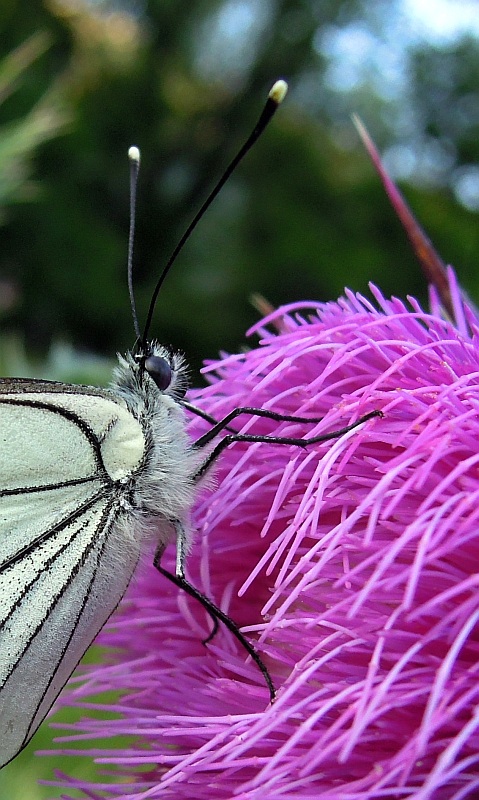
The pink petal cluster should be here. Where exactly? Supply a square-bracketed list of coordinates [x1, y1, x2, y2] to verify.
[51, 269, 479, 799]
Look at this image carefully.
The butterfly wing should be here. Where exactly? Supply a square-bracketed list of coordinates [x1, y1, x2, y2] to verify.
[0, 382, 146, 767]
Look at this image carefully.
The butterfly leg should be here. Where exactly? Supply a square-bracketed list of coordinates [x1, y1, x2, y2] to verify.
[182, 400, 327, 440]
[153, 538, 217, 641]
[192, 408, 382, 480]
[153, 407, 381, 699]
[153, 527, 276, 701]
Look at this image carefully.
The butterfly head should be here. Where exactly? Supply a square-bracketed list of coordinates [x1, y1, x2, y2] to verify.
[113, 341, 189, 406]
[141, 341, 188, 399]
[139, 341, 189, 399]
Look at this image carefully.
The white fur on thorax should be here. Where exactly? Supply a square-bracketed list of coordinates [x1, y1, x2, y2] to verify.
[110, 343, 201, 555]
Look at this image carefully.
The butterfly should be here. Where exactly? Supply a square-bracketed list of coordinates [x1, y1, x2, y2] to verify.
[0, 81, 381, 768]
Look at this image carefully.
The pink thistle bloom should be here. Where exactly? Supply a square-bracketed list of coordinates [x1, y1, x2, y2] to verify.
[46, 267, 479, 800]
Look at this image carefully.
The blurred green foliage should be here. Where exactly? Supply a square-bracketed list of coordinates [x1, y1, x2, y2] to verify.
[0, 29, 69, 213]
[1, 0, 479, 797]
[1, 0, 478, 380]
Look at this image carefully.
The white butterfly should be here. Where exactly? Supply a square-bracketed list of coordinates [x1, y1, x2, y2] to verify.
[0, 346, 198, 768]
[0, 81, 380, 768]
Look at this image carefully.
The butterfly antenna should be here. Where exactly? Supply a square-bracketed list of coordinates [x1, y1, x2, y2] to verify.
[127, 145, 142, 342]
[141, 79, 288, 345]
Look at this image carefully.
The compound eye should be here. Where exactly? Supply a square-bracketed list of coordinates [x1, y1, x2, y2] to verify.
[144, 355, 172, 391]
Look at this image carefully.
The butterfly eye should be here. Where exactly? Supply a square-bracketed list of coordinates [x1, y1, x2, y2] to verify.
[144, 355, 172, 391]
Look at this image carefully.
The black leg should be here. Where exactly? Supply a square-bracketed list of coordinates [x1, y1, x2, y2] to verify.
[153, 543, 276, 701]
[182, 400, 326, 441]
[152, 540, 219, 642]
[180, 400, 224, 429]
[153, 407, 382, 700]
[194, 409, 382, 480]
[191, 406, 326, 449]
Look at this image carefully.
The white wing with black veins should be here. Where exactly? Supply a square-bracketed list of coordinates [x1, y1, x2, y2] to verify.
[0, 383, 146, 768]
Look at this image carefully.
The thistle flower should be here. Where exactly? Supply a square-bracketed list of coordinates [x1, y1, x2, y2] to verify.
[48, 266, 479, 800]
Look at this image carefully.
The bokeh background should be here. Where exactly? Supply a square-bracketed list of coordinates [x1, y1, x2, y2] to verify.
[1, 0, 479, 797]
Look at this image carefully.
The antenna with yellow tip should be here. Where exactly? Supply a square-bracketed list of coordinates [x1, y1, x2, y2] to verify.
[136, 80, 288, 348]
